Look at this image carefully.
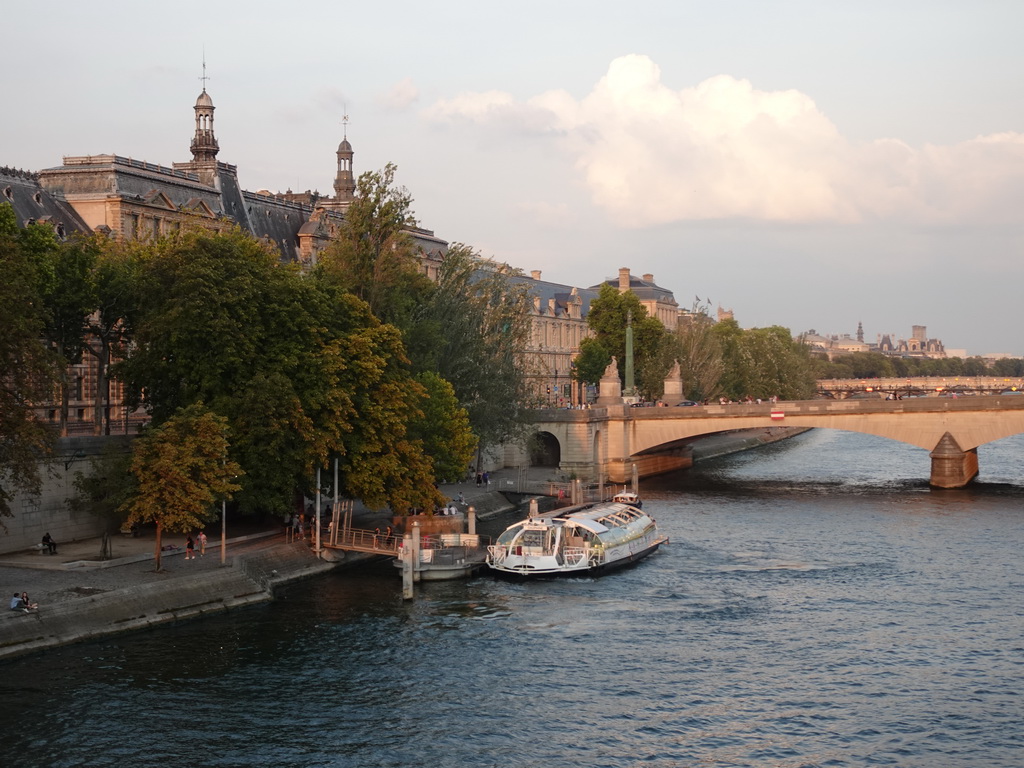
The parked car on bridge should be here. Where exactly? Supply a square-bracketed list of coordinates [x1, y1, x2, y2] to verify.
[674, 400, 699, 407]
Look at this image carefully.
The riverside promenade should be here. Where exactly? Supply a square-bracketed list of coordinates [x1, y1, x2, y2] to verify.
[0, 476, 518, 662]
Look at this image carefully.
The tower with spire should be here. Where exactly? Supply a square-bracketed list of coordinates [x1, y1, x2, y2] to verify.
[333, 113, 355, 205]
[190, 61, 219, 163]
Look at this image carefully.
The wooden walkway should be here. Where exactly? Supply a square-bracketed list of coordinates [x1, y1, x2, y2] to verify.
[321, 527, 403, 556]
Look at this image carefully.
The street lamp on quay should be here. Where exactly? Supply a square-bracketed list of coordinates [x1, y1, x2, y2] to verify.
[220, 468, 239, 567]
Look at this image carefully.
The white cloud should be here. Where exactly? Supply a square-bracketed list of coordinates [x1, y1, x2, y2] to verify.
[424, 54, 1024, 227]
[380, 78, 420, 111]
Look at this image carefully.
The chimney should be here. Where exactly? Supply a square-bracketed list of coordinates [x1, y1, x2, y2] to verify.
[643, 273, 654, 284]
[618, 267, 631, 291]
[531, 270, 542, 280]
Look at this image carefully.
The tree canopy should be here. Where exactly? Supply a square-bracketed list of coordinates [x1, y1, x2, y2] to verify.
[122, 404, 243, 570]
[580, 283, 673, 399]
[409, 244, 535, 450]
[0, 204, 58, 520]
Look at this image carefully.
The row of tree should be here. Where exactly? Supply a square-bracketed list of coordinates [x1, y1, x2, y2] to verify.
[569, 288, 1024, 403]
[813, 351, 1024, 380]
[0, 166, 535, 565]
[571, 287, 818, 403]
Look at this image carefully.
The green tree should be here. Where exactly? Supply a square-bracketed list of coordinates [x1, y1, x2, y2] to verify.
[0, 204, 58, 520]
[585, 283, 672, 399]
[409, 371, 477, 483]
[122, 404, 242, 571]
[572, 337, 612, 390]
[410, 244, 534, 453]
[317, 163, 434, 335]
[86, 238, 142, 435]
[713, 319, 815, 400]
[674, 307, 725, 402]
[41, 235, 99, 435]
[121, 227, 443, 516]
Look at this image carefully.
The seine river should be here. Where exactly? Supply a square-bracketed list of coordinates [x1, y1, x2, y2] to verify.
[1, 430, 1022, 767]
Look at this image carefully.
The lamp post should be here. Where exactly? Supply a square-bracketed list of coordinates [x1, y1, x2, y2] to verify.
[220, 496, 227, 566]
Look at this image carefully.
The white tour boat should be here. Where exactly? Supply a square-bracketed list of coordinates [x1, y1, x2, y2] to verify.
[485, 500, 667, 577]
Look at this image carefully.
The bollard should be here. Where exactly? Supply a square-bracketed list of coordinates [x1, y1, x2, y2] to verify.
[529, 498, 538, 518]
[411, 521, 421, 584]
[467, 506, 476, 536]
[402, 533, 413, 600]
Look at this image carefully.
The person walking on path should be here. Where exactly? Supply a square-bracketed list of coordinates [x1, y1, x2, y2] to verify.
[198, 531, 208, 557]
[185, 534, 195, 560]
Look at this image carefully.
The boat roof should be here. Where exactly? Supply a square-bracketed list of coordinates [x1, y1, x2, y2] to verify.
[562, 502, 646, 534]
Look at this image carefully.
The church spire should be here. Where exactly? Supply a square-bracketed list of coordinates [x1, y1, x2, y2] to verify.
[190, 58, 219, 163]
[333, 112, 355, 203]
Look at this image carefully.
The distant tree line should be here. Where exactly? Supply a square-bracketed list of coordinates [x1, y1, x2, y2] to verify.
[812, 351, 1024, 380]
[572, 291, 818, 403]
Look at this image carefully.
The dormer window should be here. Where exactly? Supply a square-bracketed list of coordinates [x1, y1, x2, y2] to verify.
[32, 191, 42, 204]
[2, 186, 12, 200]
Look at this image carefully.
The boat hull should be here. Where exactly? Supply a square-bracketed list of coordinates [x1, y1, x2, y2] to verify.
[487, 536, 667, 579]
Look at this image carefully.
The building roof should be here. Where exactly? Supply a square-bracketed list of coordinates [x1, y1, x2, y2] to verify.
[1, 165, 91, 237]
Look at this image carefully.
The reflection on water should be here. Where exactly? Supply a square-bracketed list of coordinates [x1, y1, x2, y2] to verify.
[1, 431, 1022, 768]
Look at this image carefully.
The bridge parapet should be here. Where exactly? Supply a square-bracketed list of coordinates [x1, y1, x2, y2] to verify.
[529, 394, 1024, 488]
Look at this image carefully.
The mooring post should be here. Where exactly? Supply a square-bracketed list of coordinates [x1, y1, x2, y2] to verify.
[467, 506, 476, 536]
[402, 533, 413, 600]
[411, 521, 421, 584]
[631, 463, 638, 494]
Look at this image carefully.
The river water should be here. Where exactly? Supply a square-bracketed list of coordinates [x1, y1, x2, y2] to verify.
[1, 430, 1022, 767]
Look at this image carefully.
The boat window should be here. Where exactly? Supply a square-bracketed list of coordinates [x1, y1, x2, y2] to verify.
[520, 529, 547, 549]
[496, 525, 524, 545]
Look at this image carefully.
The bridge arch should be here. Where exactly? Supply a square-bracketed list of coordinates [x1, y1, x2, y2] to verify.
[530, 431, 561, 467]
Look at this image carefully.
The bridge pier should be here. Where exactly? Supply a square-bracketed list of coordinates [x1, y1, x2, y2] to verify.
[929, 432, 979, 489]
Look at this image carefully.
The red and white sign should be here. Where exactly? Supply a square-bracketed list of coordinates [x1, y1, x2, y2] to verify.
[770, 410, 785, 420]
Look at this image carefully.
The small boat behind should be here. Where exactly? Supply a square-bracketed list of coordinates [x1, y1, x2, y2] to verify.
[486, 501, 666, 577]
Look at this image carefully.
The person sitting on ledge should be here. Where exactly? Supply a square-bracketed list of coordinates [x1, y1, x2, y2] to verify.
[10, 593, 27, 613]
[41, 532, 57, 555]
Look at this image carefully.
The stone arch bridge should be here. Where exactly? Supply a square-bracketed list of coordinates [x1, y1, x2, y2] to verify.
[530, 395, 1024, 488]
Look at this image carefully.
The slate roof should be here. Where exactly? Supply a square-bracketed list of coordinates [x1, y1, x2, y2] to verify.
[0, 166, 90, 237]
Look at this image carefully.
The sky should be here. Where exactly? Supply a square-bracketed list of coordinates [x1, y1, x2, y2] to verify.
[5, 1, 1024, 356]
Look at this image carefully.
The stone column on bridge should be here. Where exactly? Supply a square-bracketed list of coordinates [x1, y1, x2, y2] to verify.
[662, 361, 683, 402]
[596, 357, 623, 405]
[929, 432, 979, 488]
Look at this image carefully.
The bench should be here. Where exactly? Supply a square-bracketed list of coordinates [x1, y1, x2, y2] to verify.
[29, 543, 47, 555]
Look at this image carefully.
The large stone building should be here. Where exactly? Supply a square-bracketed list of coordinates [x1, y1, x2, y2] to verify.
[2, 87, 448, 434]
[4, 87, 448, 268]
[801, 323, 947, 360]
